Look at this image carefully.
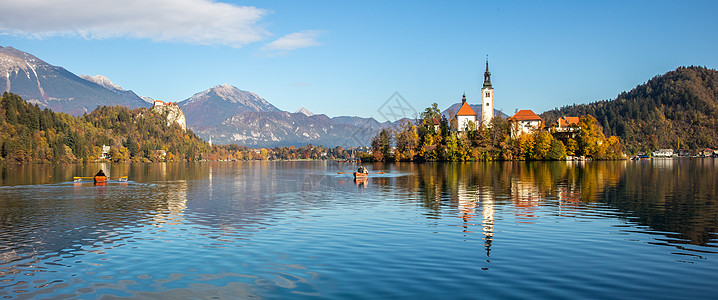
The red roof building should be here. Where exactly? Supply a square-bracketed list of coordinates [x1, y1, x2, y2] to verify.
[509, 110, 542, 138]
[455, 93, 477, 131]
[555, 116, 580, 132]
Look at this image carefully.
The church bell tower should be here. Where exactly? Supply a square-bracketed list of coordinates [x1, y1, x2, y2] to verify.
[481, 57, 494, 127]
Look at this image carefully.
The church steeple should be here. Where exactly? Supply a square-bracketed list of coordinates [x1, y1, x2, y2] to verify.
[462, 92, 467, 103]
[481, 56, 494, 127]
[483, 56, 492, 89]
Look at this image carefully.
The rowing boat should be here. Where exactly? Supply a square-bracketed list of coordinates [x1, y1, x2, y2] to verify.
[73, 176, 128, 183]
[353, 172, 368, 179]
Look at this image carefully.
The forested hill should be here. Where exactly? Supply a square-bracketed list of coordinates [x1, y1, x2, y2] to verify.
[541, 66, 718, 153]
[0, 92, 209, 163]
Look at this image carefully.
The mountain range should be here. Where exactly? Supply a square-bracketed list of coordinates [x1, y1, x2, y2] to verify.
[0, 46, 149, 116]
[1, 46, 408, 147]
[4, 45, 716, 153]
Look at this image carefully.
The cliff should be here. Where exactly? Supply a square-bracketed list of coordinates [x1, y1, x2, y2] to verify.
[152, 101, 187, 131]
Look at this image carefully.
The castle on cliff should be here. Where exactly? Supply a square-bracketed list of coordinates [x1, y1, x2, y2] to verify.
[152, 100, 187, 132]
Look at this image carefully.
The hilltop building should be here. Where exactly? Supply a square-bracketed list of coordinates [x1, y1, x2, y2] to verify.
[509, 110, 542, 138]
[481, 58, 494, 126]
[152, 100, 187, 132]
[455, 93, 477, 131]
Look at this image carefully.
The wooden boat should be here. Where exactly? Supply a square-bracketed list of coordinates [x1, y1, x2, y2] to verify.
[353, 172, 368, 179]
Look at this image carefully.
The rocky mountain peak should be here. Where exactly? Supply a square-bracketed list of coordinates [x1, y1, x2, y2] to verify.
[1, 46, 150, 115]
[179, 84, 280, 128]
[79, 75, 123, 91]
[0, 46, 48, 68]
[295, 107, 314, 116]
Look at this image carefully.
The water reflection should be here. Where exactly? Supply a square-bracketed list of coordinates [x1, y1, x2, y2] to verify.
[1, 160, 718, 298]
[377, 160, 717, 254]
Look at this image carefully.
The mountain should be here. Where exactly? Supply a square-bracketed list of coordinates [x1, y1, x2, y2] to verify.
[540, 66, 718, 153]
[191, 111, 379, 148]
[79, 74, 154, 105]
[0, 46, 149, 116]
[332, 116, 388, 130]
[178, 84, 280, 128]
[295, 107, 314, 116]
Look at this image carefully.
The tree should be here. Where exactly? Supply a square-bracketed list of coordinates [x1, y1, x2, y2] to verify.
[565, 138, 578, 156]
[577, 115, 606, 157]
[371, 128, 392, 162]
[547, 139, 567, 160]
[533, 131, 553, 160]
[517, 134, 535, 160]
[395, 120, 419, 161]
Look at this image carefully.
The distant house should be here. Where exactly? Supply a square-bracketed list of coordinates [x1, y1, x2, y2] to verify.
[433, 118, 441, 132]
[700, 148, 713, 157]
[652, 149, 674, 157]
[509, 110, 542, 138]
[101, 145, 111, 159]
[554, 116, 580, 132]
[455, 93, 477, 132]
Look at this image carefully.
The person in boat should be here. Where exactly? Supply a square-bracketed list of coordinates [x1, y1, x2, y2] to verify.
[357, 166, 369, 174]
[95, 170, 106, 177]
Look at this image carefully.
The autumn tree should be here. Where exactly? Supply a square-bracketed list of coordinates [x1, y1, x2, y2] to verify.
[371, 128, 392, 162]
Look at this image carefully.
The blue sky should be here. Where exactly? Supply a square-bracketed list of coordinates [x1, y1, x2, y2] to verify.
[1, 0, 717, 120]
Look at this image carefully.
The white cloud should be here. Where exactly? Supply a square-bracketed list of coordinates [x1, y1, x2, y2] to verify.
[262, 30, 322, 54]
[0, 0, 269, 47]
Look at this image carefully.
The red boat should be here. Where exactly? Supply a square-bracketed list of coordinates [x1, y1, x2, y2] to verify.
[353, 172, 368, 179]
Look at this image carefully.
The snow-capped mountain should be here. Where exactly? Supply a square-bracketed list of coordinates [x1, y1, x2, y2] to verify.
[178, 84, 280, 128]
[80, 74, 155, 104]
[0, 46, 149, 115]
[295, 107, 314, 116]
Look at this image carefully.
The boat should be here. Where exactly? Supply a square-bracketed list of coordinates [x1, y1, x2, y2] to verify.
[94, 175, 108, 183]
[353, 172, 368, 179]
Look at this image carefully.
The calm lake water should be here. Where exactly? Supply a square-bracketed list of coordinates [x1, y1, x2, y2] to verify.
[1, 159, 717, 299]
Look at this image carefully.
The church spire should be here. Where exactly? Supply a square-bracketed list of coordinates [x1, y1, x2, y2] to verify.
[462, 92, 467, 103]
[483, 56, 492, 89]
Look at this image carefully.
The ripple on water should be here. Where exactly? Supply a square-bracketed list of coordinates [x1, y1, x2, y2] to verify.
[2, 162, 718, 299]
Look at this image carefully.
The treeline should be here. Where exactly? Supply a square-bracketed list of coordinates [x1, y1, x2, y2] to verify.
[541, 66, 718, 154]
[211, 144, 355, 161]
[368, 103, 623, 162]
[0, 92, 359, 164]
[1, 92, 211, 163]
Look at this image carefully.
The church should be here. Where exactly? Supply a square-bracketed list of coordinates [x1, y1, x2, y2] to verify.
[455, 58, 494, 131]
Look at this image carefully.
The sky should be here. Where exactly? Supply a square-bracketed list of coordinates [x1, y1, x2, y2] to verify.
[1, 0, 717, 121]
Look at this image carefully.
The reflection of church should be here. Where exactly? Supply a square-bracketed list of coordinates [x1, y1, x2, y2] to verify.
[457, 182, 494, 257]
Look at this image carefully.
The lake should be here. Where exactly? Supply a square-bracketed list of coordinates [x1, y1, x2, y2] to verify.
[1, 159, 717, 299]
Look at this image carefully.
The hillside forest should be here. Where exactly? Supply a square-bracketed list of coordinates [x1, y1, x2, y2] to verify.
[0, 92, 356, 163]
[541, 66, 718, 154]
